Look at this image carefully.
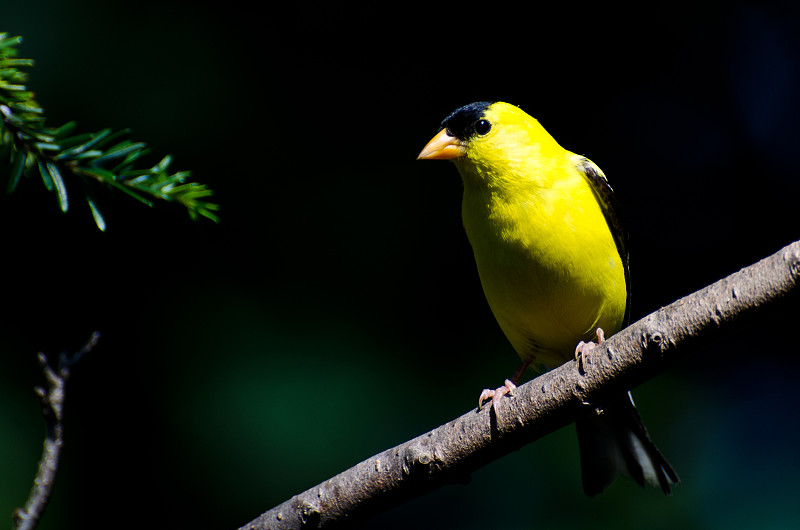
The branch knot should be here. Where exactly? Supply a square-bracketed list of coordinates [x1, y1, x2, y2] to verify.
[401, 442, 437, 478]
[641, 328, 670, 355]
[786, 247, 800, 279]
[297, 500, 320, 527]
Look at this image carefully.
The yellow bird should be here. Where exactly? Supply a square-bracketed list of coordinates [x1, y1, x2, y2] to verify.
[418, 101, 678, 496]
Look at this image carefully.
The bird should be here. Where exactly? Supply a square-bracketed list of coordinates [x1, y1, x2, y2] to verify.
[417, 101, 678, 496]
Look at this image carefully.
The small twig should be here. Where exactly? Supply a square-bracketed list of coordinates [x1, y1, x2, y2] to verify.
[13, 332, 100, 530]
[239, 240, 800, 529]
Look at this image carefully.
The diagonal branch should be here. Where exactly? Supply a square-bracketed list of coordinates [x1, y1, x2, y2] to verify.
[238, 240, 800, 529]
[13, 332, 101, 530]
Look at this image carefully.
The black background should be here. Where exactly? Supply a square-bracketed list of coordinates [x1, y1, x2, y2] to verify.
[3, 2, 800, 528]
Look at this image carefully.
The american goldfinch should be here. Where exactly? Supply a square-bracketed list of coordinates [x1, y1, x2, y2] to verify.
[418, 101, 678, 496]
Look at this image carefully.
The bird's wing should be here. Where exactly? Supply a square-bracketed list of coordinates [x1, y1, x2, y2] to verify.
[573, 156, 632, 325]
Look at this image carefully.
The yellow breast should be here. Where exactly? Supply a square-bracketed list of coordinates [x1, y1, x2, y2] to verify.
[458, 128, 626, 368]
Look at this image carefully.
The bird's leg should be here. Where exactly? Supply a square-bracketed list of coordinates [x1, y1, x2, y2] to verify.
[478, 359, 531, 411]
[575, 327, 606, 369]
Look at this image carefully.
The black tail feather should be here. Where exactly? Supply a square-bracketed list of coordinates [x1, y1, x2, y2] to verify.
[576, 391, 678, 497]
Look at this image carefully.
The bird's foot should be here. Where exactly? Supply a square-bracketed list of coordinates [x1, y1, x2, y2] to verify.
[575, 327, 605, 371]
[478, 379, 516, 411]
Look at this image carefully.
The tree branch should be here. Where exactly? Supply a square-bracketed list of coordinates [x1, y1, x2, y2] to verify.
[239, 240, 800, 530]
[13, 332, 101, 530]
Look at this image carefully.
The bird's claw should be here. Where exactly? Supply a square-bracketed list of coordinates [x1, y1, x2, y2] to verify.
[575, 327, 606, 371]
[478, 379, 517, 411]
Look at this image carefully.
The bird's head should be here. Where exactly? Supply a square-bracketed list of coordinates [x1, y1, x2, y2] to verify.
[417, 101, 563, 189]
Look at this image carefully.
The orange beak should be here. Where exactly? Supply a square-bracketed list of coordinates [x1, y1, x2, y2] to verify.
[417, 128, 467, 160]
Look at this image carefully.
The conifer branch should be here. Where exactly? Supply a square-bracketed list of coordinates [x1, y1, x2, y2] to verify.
[239, 240, 800, 529]
[0, 33, 219, 230]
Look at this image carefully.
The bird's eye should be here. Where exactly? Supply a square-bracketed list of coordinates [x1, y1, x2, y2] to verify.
[474, 119, 491, 135]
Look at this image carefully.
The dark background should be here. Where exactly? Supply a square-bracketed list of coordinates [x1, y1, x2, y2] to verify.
[2, 1, 800, 528]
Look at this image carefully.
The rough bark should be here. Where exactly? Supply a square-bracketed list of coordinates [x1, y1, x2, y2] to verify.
[239, 241, 800, 530]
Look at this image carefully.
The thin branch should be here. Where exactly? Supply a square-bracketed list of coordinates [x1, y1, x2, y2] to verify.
[13, 332, 101, 530]
[239, 240, 800, 529]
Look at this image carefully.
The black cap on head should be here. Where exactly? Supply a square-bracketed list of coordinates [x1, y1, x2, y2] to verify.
[441, 101, 495, 141]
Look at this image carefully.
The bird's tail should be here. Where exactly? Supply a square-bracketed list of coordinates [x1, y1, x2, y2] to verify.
[576, 391, 679, 497]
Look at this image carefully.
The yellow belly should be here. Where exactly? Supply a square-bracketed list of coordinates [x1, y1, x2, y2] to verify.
[462, 171, 626, 369]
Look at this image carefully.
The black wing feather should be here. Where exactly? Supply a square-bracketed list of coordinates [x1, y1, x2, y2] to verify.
[574, 156, 631, 326]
